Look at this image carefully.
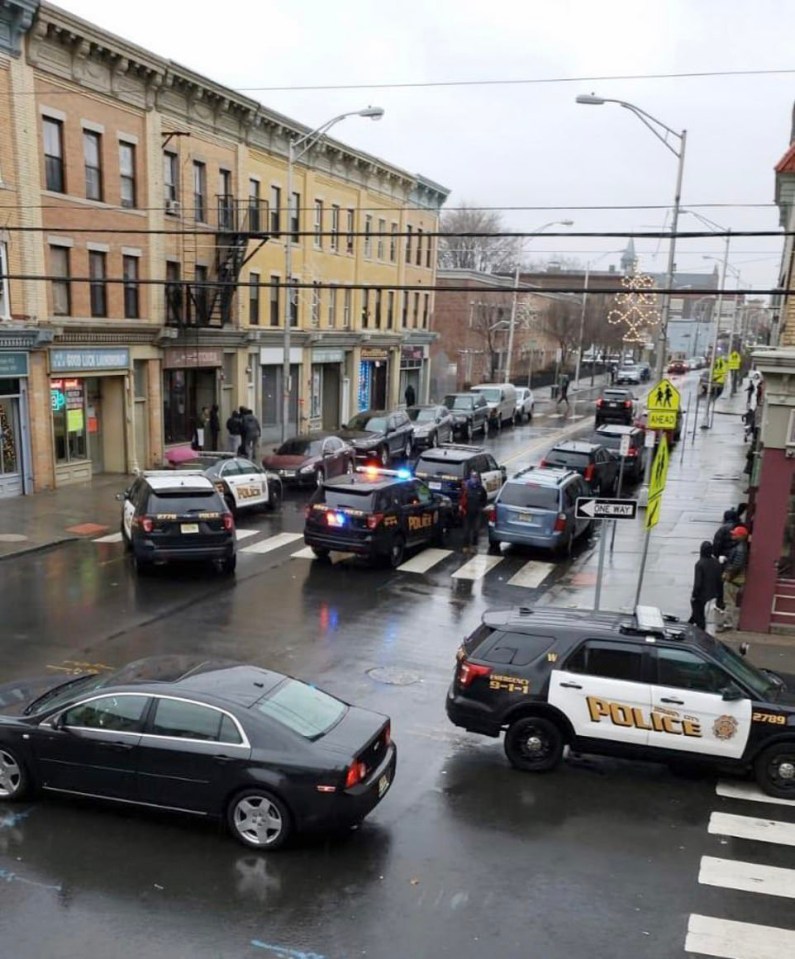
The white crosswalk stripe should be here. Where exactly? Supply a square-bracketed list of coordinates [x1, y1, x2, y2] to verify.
[699, 856, 795, 900]
[235, 529, 259, 541]
[397, 549, 452, 574]
[716, 781, 795, 808]
[93, 532, 123, 543]
[291, 546, 315, 560]
[708, 811, 795, 847]
[506, 560, 554, 589]
[291, 545, 354, 565]
[240, 532, 303, 554]
[685, 914, 795, 958]
[451, 554, 502, 581]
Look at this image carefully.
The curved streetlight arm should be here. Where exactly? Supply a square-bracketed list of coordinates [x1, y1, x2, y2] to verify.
[577, 94, 684, 158]
[290, 107, 384, 164]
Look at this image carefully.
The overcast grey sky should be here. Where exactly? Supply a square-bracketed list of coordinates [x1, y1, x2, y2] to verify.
[54, 0, 795, 293]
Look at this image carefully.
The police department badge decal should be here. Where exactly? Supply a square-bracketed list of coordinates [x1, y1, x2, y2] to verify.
[713, 715, 739, 741]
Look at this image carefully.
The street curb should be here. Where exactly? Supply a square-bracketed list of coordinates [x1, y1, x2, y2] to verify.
[0, 536, 79, 563]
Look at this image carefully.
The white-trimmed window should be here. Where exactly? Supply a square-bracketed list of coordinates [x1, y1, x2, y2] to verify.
[327, 286, 337, 328]
[0, 243, 10, 319]
[343, 288, 351, 328]
[119, 141, 136, 208]
[377, 218, 386, 260]
[83, 130, 103, 201]
[330, 205, 340, 252]
[311, 281, 321, 327]
[314, 199, 323, 249]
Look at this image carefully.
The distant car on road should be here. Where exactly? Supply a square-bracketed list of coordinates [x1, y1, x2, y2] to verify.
[262, 433, 355, 488]
[407, 404, 454, 451]
[541, 440, 619, 496]
[667, 360, 687, 375]
[469, 383, 518, 431]
[514, 387, 535, 423]
[337, 410, 414, 466]
[615, 367, 641, 386]
[593, 425, 647, 485]
[0, 655, 396, 849]
[595, 388, 638, 426]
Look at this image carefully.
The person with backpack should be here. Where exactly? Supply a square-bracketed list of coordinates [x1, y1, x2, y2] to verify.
[720, 526, 749, 631]
[226, 408, 243, 452]
[460, 469, 487, 554]
[242, 407, 262, 463]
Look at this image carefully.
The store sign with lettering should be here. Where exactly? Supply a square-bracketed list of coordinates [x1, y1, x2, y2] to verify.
[361, 347, 389, 361]
[0, 352, 29, 377]
[50, 348, 130, 373]
[163, 347, 223, 368]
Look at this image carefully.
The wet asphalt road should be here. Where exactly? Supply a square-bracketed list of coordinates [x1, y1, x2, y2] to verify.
[0, 398, 789, 959]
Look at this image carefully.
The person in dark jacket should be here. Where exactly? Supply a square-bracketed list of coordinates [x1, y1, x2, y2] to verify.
[720, 526, 749, 630]
[689, 541, 724, 631]
[404, 383, 416, 408]
[460, 470, 487, 554]
[226, 408, 243, 452]
[713, 509, 739, 560]
[242, 408, 262, 463]
[208, 404, 220, 451]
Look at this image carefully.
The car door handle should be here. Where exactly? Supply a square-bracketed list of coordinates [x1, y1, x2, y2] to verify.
[214, 755, 234, 763]
[559, 682, 583, 689]
[109, 741, 135, 751]
[660, 697, 684, 705]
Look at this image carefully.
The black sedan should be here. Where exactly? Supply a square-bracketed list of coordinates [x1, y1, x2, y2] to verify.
[337, 409, 414, 465]
[0, 657, 396, 850]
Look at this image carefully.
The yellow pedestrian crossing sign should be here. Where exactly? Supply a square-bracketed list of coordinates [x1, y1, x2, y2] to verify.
[647, 378, 680, 430]
[645, 434, 669, 530]
[728, 351, 741, 371]
[712, 356, 727, 383]
[645, 493, 662, 530]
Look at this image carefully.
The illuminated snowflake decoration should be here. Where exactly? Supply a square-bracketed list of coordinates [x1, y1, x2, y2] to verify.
[607, 265, 660, 344]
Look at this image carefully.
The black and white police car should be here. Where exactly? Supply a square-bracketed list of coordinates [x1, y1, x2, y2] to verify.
[446, 604, 795, 798]
[172, 453, 282, 515]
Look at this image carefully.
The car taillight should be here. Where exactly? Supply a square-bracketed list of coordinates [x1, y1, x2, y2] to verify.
[223, 513, 234, 531]
[484, 504, 496, 522]
[539, 459, 548, 467]
[626, 447, 638, 457]
[140, 516, 154, 533]
[367, 513, 384, 530]
[457, 660, 493, 688]
[624, 400, 632, 408]
[584, 464, 594, 482]
[596, 399, 603, 407]
[345, 760, 367, 789]
[384, 722, 391, 747]
[554, 511, 567, 532]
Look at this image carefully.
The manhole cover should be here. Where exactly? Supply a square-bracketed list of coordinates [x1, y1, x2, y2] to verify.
[0, 533, 28, 543]
[367, 666, 421, 686]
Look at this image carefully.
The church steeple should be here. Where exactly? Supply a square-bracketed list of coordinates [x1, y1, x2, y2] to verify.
[621, 238, 637, 274]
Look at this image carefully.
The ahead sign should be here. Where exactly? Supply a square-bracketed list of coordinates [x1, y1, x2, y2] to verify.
[576, 497, 638, 520]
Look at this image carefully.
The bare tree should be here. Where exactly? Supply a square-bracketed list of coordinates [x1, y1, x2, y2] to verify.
[438, 203, 523, 274]
[541, 298, 580, 368]
[468, 301, 510, 381]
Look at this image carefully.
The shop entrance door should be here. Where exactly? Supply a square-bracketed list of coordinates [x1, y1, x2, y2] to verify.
[322, 365, 341, 430]
[85, 378, 104, 473]
[372, 362, 388, 410]
[262, 365, 299, 442]
[0, 392, 22, 497]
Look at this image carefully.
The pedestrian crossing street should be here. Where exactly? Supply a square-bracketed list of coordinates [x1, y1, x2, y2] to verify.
[685, 781, 795, 958]
[93, 528, 557, 589]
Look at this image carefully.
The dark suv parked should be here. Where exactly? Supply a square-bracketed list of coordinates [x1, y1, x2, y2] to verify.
[593, 425, 647, 485]
[337, 410, 414, 466]
[443, 393, 489, 441]
[595, 388, 638, 426]
[541, 441, 618, 496]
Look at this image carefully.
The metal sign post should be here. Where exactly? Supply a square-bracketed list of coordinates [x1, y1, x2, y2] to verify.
[634, 435, 669, 604]
[679, 392, 691, 465]
[595, 516, 608, 611]
[610, 435, 629, 552]
[576, 497, 638, 611]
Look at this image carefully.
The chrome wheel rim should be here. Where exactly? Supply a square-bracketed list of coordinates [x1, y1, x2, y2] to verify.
[233, 796, 284, 847]
[380, 449, 389, 466]
[0, 750, 21, 798]
[516, 724, 552, 764]
[315, 470, 324, 488]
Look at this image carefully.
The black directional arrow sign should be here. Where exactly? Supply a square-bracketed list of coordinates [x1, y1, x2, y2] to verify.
[575, 497, 638, 520]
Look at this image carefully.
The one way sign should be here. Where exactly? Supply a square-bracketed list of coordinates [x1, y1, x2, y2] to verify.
[575, 497, 638, 520]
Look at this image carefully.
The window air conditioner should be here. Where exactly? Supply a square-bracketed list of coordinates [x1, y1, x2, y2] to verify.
[165, 199, 181, 215]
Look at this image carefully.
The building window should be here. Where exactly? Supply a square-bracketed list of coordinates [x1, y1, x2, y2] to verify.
[269, 275, 280, 326]
[270, 185, 282, 234]
[374, 288, 382, 328]
[163, 151, 179, 207]
[290, 191, 300, 244]
[416, 228, 423, 266]
[218, 169, 233, 230]
[361, 288, 370, 328]
[377, 218, 386, 260]
[83, 131, 103, 202]
[423, 293, 430, 329]
[88, 251, 107, 318]
[387, 290, 395, 329]
[193, 264, 209, 324]
[51, 377, 87, 463]
[343, 287, 352, 328]
[50, 246, 71, 316]
[165, 261, 181, 325]
[413, 291, 420, 327]
[249, 271, 260, 326]
[248, 179, 261, 232]
[123, 255, 139, 319]
[364, 215, 373, 258]
[0, 243, 9, 320]
[314, 199, 323, 249]
[401, 292, 408, 328]
[327, 286, 337, 327]
[405, 225, 413, 264]
[390, 223, 398, 263]
[426, 236, 432, 269]
[330, 205, 340, 252]
[311, 282, 321, 327]
[289, 278, 299, 327]
[119, 141, 136, 208]
[43, 118, 65, 193]
[346, 209, 355, 254]
[193, 161, 206, 222]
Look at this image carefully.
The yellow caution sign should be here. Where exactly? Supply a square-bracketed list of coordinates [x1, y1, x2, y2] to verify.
[647, 378, 680, 430]
[648, 434, 670, 500]
[645, 493, 662, 530]
[712, 356, 727, 383]
[728, 351, 741, 371]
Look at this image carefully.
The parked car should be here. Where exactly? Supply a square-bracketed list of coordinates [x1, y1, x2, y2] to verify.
[514, 387, 535, 423]
[667, 360, 687, 375]
[173, 453, 283, 513]
[469, 383, 518, 431]
[541, 440, 619, 496]
[0, 655, 396, 849]
[406, 404, 454, 451]
[595, 388, 638, 426]
[699, 371, 724, 398]
[487, 465, 592, 555]
[337, 410, 414, 466]
[262, 433, 355, 488]
[637, 362, 652, 382]
[593, 425, 647, 485]
[443, 393, 489, 441]
[615, 367, 641, 386]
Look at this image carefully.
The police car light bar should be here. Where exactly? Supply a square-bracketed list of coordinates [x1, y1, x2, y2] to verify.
[635, 605, 665, 631]
[355, 466, 412, 479]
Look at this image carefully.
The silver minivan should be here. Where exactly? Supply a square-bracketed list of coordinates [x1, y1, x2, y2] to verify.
[470, 383, 518, 431]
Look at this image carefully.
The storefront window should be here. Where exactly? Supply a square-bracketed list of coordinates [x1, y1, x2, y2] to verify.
[162, 368, 217, 444]
[311, 365, 322, 419]
[0, 380, 20, 475]
[51, 378, 87, 463]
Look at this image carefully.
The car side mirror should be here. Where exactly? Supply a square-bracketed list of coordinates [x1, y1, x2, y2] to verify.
[500, 466, 506, 478]
[115, 492, 125, 502]
[721, 684, 744, 701]
[51, 713, 66, 730]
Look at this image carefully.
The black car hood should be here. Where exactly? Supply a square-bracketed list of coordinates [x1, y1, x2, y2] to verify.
[0, 673, 90, 717]
[337, 429, 384, 444]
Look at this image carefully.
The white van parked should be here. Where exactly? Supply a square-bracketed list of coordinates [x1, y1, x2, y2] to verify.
[470, 383, 518, 431]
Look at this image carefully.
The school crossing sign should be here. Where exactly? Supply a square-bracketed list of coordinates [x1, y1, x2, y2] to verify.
[646, 378, 680, 431]
[645, 434, 670, 530]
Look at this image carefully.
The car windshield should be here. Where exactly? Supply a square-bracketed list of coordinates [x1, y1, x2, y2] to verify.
[473, 388, 501, 402]
[277, 438, 322, 456]
[594, 433, 622, 451]
[322, 487, 378, 510]
[255, 678, 346, 739]
[23, 672, 115, 716]
[702, 636, 776, 699]
[416, 457, 466, 478]
[408, 408, 437, 423]
[346, 414, 386, 433]
[546, 450, 590, 469]
[147, 491, 222, 513]
[445, 396, 472, 410]
[500, 483, 560, 510]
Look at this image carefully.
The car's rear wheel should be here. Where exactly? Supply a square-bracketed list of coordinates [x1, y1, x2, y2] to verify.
[403, 437, 412, 459]
[219, 555, 237, 575]
[312, 547, 330, 561]
[227, 789, 292, 850]
[0, 746, 29, 801]
[431, 521, 448, 547]
[379, 446, 389, 467]
[267, 484, 282, 511]
[388, 535, 406, 569]
[504, 716, 564, 772]
[754, 742, 795, 799]
[463, 422, 472, 442]
[488, 539, 501, 555]
[133, 554, 151, 576]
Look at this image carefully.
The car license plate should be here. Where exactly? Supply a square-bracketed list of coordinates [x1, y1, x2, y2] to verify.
[518, 512, 533, 523]
[378, 773, 391, 798]
[607, 402, 617, 408]
[428, 481, 442, 491]
[181, 523, 199, 534]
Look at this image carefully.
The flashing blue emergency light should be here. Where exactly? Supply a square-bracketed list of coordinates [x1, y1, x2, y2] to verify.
[396, 468, 412, 479]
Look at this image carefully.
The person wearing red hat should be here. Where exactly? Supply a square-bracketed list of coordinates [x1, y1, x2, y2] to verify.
[720, 526, 749, 631]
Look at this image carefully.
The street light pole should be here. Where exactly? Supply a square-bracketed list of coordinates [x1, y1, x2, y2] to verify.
[280, 107, 384, 443]
[702, 233, 731, 429]
[574, 261, 590, 388]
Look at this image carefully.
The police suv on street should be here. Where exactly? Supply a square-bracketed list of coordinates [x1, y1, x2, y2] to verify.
[303, 466, 454, 568]
[414, 444, 505, 517]
[446, 604, 795, 798]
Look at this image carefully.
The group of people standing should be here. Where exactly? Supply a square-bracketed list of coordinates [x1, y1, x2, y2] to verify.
[225, 407, 262, 462]
[689, 506, 750, 633]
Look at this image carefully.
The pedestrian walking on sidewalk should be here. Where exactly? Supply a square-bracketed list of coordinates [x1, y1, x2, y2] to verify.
[460, 470, 486, 554]
[713, 508, 739, 561]
[689, 541, 724, 632]
[556, 373, 570, 410]
[226, 408, 243, 452]
[745, 379, 755, 407]
[242, 408, 261, 463]
[208, 404, 220, 451]
[720, 526, 749, 631]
